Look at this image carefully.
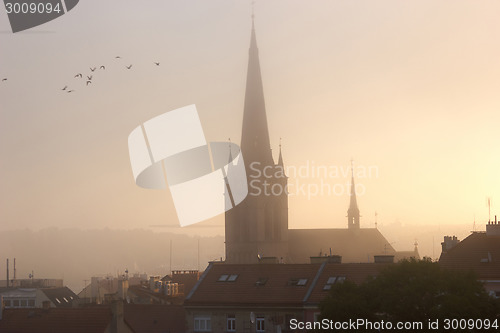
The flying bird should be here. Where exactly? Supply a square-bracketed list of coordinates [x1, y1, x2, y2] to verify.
[126, 65, 132, 69]
[90, 67, 96, 72]
[2, 78, 7, 81]
[100, 65, 105, 70]
[67, 90, 74, 93]
[74, 73, 82, 78]
[62, 86, 68, 91]
[87, 75, 92, 80]
[115, 56, 121, 59]
[154, 62, 160, 66]
[86, 81, 92, 86]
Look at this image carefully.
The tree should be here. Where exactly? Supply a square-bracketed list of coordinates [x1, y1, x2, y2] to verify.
[319, 258, 499, 332]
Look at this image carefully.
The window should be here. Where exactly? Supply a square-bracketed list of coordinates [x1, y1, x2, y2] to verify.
[326, 277, 337, 284]
[28, 299, 35, 307]
[4, 300, 11, 307]
[218, 274, 229, 282]
[194, 316, 211, 332]
[20, 299, 27, 307]
[289, 278, 308, 286]
[55, 298, 61, 304]
[297, 278, 308, 286]
[255, 277, 268, 286]
[227, 314, 236, 332]
[13, 300, 19, 307]
[256, 317, 265, 332]
[324, 276, 346, 290]
[219, 274, 238, 282]
[227, 274, 238, 282]
[63, 297, 68, 302]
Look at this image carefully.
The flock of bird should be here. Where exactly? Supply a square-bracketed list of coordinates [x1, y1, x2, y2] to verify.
[61, 56, 160, 93]
[0, 56, 160, 92]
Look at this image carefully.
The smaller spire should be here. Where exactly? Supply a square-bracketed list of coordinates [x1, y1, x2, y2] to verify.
[347, 159, 360, 229]
[277, 137, 284, 167]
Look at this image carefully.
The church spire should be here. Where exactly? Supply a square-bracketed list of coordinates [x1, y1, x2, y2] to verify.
[347, 159, 360, 229]
[277, 138, 284, 167]
[240, 19, 273, 167]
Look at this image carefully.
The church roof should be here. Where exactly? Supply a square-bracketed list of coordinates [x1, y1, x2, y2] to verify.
[288, 228, 396, 263]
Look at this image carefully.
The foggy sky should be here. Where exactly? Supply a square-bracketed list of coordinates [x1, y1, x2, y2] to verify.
[1, 0, 500, 243]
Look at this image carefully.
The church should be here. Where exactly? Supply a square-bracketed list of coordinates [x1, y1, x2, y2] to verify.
[224, 21, 418, 264]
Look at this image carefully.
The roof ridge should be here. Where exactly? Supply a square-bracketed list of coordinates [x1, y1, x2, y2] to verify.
[302, 261, 326, 303]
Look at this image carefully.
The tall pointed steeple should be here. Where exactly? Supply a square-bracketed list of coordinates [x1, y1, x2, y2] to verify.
[277, 138, 284, 167]
[225, 18, 289, 264]
[240, 19, 273, 167]
[347, 160, 360, 229]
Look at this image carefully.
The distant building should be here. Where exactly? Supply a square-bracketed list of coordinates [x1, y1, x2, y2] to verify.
[78, 273, 146, 304]
[439, 218, 500, 296]
[185, 259, 391, 333]
[0, 301, 133, 333]
[0, 287, 78, 309]
[225, 20, 416, 265]
[0, 278, 63, 289]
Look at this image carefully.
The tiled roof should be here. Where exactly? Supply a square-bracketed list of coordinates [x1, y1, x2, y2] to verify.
[439, 232, 500, 279]
[41, 287, 78, 307]
[288, 228, 395, 263]
[0, 307, 111, 333]
[185, 263, 323, 307]
[124, 304, 186, 333]
[185, 262, 388, 308]
[306, 263, 388, 305]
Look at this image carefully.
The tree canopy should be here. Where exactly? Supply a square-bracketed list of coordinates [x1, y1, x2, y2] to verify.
[319, 259, 499, 332]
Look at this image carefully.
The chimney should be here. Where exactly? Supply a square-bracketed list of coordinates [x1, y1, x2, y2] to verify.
[441, 236, 460, 253]
[374, 255, 395, 264]
[110, 300, 124, 333]
[6, 259, 8, 288]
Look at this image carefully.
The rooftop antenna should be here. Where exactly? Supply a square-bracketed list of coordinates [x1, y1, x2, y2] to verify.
[169, 239, 173, 275]
[375, 211, 378, 229]
[473, 214, 476, 232]
[488, 197, 492, 223]
[251, 0, 255, 22]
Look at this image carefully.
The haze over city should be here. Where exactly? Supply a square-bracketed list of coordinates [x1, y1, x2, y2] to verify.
[1, 0, 500, 290]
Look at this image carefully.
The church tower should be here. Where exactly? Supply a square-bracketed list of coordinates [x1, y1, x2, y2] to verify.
[225, 20, 289, 264]
[347, 162, 360, 229]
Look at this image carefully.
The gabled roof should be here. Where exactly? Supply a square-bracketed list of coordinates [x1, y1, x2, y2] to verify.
[41, 287, 78, 307]
[439, 232, 500, 279]
[124, 304, 186, 333]
[185, 263, 322, 307]
[288, 228, 395, 263]
[0, 307, 111, 333]
[185, 262, 388, 308]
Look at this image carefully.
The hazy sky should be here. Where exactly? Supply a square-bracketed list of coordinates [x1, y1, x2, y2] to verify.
[1, 1, 500, 241]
